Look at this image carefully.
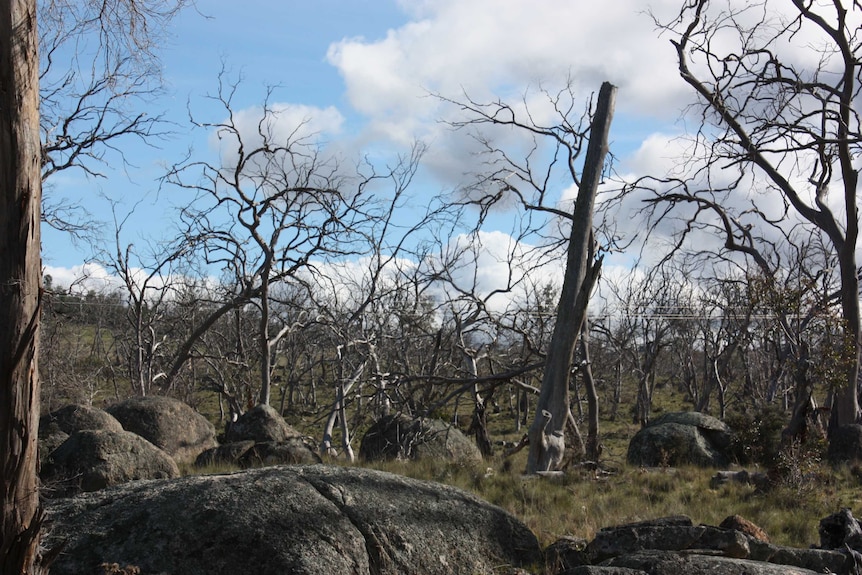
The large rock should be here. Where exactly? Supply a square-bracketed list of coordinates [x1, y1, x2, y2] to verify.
[548, 515, 852, 575]
[42, 429, 180, 496]
[40, 404, 124, 437]
[563, 567, 645, 574]
[39, 429, 69, 470]
[106, 396, 217, 464]
[44, 464, 541, 575]
[819, 508, 862, 550]
[603, 550, 826, 574]
[39, 404, 124, 469]
[720, 514, 770, 543]
[225, 404, 300, 443]
[194, 440, 257, 468]
[544, 536, 589, 573]
[650, 412, 732, 451]
[238, 439, 322, 466]
[627, 411, 732, 468]
[586, 516, 750, 563]
[360, 413, 482, 463]
[195, 438, 322, 468]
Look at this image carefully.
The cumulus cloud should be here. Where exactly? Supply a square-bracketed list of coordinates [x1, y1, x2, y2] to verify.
[210, 102, 347, 177]
[43, 263, 125, 294]
[323, 0, 694, 187]
[424, 230, 565, 316]
[322, 0, 860, 187]
[54, 1, 858, 313]
[329, 0, 688, 126]
[42, 263, 219, 304]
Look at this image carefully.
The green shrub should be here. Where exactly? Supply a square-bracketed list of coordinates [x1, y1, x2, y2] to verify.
[726, 404, 786, 466]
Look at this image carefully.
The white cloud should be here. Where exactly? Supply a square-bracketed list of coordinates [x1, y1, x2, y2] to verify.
[210, 102, 347, 174]
[49, 0, 861, 311]
[329, 0, 688, 133]
[426, 230, 564, 315]
[296, 255, 421, 313]
[325, 0, 861, 188]
[43, 263, 124, 294]
[42, 263, 219, 304]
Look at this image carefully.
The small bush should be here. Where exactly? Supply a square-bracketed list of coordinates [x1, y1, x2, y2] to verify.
[726, 404, 786, 466]
[771, 438, 826, 495]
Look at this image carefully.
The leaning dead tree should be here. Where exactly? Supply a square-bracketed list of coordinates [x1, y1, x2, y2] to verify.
[527, 82, 615, 472]
[443, 81, 616, 473]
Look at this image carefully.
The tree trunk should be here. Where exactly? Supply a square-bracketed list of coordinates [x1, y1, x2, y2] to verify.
[783, 342, 817, 444]
[320, 362, 363, 458]
[831, 50, 862, 430]
[525, 82, 616, 473]
[581, 321, 601, 462]
[833, 248, 862, 429]
[337, 383, 355, 462]
[635, 373, 652, 427]
[258, 275, 272, 406]
[611, 358, 622, 421]
[469, 386, 494, 457]
[0, 1, 46, 572]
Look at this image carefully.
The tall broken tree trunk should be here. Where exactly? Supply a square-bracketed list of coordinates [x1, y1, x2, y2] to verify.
[0, 1, 45, 572]
[525, 82, 616, 473]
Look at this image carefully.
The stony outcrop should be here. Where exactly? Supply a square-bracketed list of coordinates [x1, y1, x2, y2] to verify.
[599, 551, 830, 574]
[196, 404, 319, 469]
[819, 507, 862, 551]
[237, 438, 322, 466]
[106, 396, 217, 464]
[627, 411, 732, 468]
[709, 469, 770, 491]
[195, 437, 322, 468]
[194, 440, 257, 467]
[41, 429, 180, 496]
[224, 403, 300, 443]
[39, 429, 69, 470]
[545, 514, 857, 575]
[720, 514, 770, 543]
[39, 404, 124, 468]
[44, 464, 541, 575]
[40, 404, 124, 437]
[359, 413, 482, 463]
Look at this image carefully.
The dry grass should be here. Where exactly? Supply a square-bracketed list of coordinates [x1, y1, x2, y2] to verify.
[357, 447, 861, 549]
[179, 385, 861, 551]
[60, 353, 857, 552]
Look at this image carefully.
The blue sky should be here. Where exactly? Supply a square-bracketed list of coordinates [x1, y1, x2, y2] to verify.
[42, 0, 408, 269]
[39, 0, 763, 294]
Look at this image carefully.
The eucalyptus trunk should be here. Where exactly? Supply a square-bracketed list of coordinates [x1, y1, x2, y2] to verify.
[526, 82, 616, 473]
[0, 0, 46, 572]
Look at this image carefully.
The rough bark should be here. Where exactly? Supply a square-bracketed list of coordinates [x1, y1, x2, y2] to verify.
[0, 0, 45, 572]
[525, 82, 616, 473]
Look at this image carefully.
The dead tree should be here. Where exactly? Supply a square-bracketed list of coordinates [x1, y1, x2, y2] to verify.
[525, 82, 615, 472]
[653, 0, 862, 433]
[442, 80, 617, 472]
